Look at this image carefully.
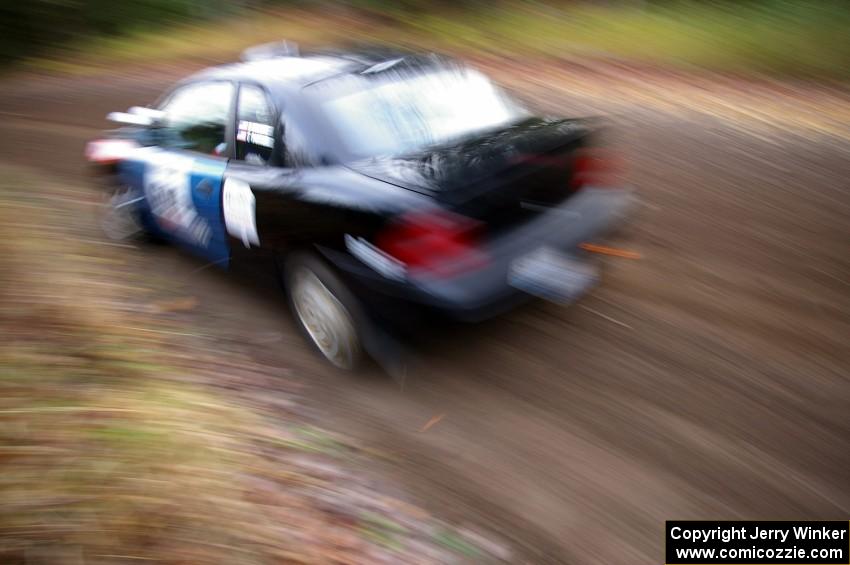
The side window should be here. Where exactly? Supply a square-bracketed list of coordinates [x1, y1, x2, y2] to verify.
[159, 81, 233, 155]
[235, 84, 276, 165]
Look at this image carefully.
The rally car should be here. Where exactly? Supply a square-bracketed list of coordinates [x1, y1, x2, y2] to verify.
[86, 42, 634, 371]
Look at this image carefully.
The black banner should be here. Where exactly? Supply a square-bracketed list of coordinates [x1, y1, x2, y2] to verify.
[666, 521, 849, 564]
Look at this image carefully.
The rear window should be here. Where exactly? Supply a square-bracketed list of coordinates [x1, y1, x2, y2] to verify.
[311, 66, 527, 159]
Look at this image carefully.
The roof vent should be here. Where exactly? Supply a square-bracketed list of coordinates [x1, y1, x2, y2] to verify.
[241, 40, 300, 62]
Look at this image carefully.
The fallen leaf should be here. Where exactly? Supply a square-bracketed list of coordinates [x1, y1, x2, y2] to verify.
[420, 414, 445, 432]
[579, 243, 642, 259]
[150, 297, 199, 313]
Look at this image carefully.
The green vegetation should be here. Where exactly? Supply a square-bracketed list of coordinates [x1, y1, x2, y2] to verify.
[0, 0, 237, 63]
[416, 1, 850, 77]
[6, 1, 850, 78]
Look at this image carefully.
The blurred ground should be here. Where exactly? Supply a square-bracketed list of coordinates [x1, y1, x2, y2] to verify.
[0, 55, 848, 564]
[0, 161, 507, 561]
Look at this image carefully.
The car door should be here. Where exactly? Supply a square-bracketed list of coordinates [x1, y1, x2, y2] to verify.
[131, 80, 235, 266]
[220, 82, 283, 265]
[224, 82, 334, 262]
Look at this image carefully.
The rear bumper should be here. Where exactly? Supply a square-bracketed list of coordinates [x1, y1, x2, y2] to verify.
[323, 186, 636, 324]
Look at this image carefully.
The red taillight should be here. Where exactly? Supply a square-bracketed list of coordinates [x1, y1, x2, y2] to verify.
[570, 148, 624, 190]
[376, 210, 487, 277]
[84, 139, 138, 165]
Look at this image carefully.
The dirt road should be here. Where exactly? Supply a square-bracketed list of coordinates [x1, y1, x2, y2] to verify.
[1, 61, 847, 563]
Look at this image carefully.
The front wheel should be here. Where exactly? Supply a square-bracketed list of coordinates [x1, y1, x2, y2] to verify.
[99, 186, 146, 242]
[284, 252, 364, 371]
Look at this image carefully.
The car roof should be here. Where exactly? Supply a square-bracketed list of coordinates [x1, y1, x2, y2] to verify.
[191, 55, 353, 87]
[185, 47, 453, 91]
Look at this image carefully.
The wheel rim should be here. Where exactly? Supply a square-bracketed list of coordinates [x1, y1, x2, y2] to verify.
[291, 267, 360, 369]
[100, 187, 143, 241]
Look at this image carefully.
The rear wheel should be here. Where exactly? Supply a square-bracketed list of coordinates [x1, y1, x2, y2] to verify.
[285, 253, 364, 371]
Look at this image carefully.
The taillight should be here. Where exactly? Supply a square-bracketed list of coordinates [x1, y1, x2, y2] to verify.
[376, 210, 487, 277]
[84, 139, 139, 165]
[570, 148, 624, 190]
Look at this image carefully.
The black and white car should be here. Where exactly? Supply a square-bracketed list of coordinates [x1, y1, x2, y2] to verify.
[87, 43, 634, 371]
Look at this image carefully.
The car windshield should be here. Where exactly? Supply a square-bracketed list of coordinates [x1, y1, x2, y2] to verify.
[315, 66, 528, 158]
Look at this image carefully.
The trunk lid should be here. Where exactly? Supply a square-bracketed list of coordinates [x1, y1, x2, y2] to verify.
[347, 117, 597, 230]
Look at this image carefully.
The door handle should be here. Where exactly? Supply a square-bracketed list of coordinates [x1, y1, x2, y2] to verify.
[196, 179, 213, 197]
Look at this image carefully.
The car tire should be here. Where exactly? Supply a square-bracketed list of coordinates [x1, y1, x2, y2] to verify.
[284, 251, 365, 371]
[99, 185, 148, 242]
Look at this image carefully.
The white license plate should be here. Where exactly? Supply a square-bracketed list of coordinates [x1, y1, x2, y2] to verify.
[509, 247, 598, 304]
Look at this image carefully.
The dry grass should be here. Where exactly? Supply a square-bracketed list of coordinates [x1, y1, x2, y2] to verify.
[0, 168, 504, 563]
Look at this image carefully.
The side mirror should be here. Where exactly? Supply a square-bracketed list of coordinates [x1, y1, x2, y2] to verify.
[106, 106, 165, 126]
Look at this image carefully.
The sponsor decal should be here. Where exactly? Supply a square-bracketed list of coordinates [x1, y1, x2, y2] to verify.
[222, 178, 260, 248]
[144, 153, 211, 247]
